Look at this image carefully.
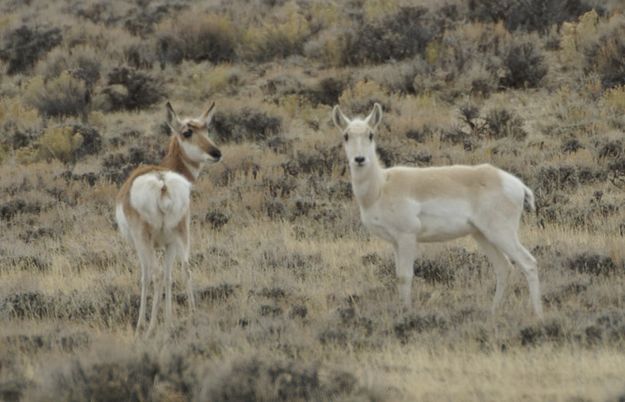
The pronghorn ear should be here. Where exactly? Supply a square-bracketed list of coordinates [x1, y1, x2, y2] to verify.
[365, 102, 383, 131]
[165, 101, 183, 133]
[199, 102, 216, 127]
[332, 105, 350, 131]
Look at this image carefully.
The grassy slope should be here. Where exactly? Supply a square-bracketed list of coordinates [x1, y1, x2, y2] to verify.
[1, 1, 625, 401]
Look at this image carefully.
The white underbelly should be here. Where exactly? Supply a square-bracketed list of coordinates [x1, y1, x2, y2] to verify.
[416, 214, 475, 242]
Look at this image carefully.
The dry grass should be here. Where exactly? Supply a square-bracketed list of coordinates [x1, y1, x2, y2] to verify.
[1, 1, 625, 401]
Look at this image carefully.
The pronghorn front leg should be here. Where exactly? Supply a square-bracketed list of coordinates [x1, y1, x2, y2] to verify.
[394, 234, 417, 308]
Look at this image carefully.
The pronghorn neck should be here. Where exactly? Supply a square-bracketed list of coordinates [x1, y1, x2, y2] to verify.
[350, 155, 385, 209]
[160, 136, 202, 182]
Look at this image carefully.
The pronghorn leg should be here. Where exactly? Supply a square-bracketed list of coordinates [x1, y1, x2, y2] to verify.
[394, 234, 417, 308]
[180, 215, 195, 313]
[473, 232, 512, 314]
[163, 244, 177, 328]
[184, 263, 196, 313]
[146, 265, 164, 337]
[483, 231, 543, 318]
[132, 234, 154, 335]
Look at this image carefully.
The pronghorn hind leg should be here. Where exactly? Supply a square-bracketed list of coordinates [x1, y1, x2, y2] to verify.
[393, 234, 417, 308]
[480, 229, 543, 319]
[163, 243, 177, 329]
[180, 215, 195, 313]
[131, 232, 155, 336]
[146, 264, 164, 337]
[472, 232, 512, 315]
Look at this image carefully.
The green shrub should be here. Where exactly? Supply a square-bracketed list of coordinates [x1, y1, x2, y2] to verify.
[212, 108, 282, 143]
[468, 0, 592, 33]
[240, 12, 311, 62]
[585, 19, 625, 88]
[36, 46, 102, 88]
[37, 126, 84, 163]
[157, 12, 238, 64]
[0, 25, 62, 74]
[485, 108, 527, 140]
[341, 6, 441, 65]
[102, 67, 163, 111]
[501, 39, 547, 88]
[25, 72, 88, 118]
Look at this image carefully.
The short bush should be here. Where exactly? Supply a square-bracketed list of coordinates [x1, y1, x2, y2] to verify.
[485, 108, 527, 139]
[102, 67, 163, 111]
[0, 25, 63, 74]
[212, 108, 282, 143]
[469, 0, 592, 33]
[123, 3, 186, 36]
[241, 12, 311, 62]
[337, 80, 387, 116]
[501, 39, 547, 88]
[585, 20, 625, 88]
[341, 6, 441, 65]
[25, 72, 88, 118]
[200, 357, 376, 402]
[36, 46, 102, 88]
[37, 126, 85, 163]
[157, 12, 238, 64]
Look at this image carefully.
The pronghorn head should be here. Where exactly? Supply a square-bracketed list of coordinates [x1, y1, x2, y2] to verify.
[166, 101, 222, 164]
[332, 103, 382, 169]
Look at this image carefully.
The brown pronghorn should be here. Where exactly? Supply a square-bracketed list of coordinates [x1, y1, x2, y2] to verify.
[332, 103, 543, 318]
[115, 102, 222, 336]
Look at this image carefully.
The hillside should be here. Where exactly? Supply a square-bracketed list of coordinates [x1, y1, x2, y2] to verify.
[1, 1, 625, 400]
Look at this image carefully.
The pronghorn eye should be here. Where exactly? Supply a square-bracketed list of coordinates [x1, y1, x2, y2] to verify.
[182, 129, 193, 138]
[369, 132, 373, 141]
[344, 133, 349, 142]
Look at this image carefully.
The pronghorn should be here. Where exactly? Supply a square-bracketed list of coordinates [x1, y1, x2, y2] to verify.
[332, 103, 543, 318]
[115, 101, 222, 336]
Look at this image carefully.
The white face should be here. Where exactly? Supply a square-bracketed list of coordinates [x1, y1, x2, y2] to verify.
[332, 103, 383, 169]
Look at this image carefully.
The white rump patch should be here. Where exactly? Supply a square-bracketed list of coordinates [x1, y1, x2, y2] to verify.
[130, 171, 191, 230]
[497, 170, 525, 206]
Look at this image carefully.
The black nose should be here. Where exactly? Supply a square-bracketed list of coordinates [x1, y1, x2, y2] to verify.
[354, 156, 365, 164]
[211, 149, 222, 159]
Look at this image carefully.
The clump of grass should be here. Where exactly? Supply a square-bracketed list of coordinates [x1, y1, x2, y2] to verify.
[24, 72, 88, 118]
[37, 126, 84, 163]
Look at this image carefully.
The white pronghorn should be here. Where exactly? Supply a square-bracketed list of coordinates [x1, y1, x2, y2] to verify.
[332, 103, 543, 318]
[115, 101, 222, 336]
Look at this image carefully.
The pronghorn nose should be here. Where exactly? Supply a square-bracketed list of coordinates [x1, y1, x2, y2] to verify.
[211, 149, 222, 159]
[354, 156, 365, 164]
